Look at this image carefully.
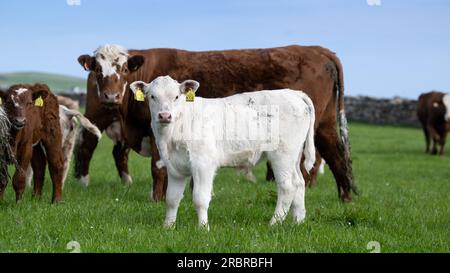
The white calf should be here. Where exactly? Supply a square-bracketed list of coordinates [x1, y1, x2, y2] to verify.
[130, 76, 316, 229]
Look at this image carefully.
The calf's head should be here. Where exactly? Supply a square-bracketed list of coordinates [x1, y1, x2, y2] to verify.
[130, 76, 200, 126]
[0, 84, 49, 130]
[78, 44, 145, 106]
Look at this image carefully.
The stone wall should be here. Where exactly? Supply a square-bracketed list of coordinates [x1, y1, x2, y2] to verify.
[344, 96, 419, 127]
[60, 93, 420, 127]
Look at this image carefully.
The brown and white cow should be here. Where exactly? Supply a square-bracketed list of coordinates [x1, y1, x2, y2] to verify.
[76, 44, 357, 202]
[417, 91, 450, 155]
[0, 84, 64, 203]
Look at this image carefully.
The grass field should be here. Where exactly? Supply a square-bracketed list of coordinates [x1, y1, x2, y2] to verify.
[0, 123, 449, 253]
[0, 72, 85, 93]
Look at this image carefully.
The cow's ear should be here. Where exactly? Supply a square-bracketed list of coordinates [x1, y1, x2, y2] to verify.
[128, 55, 145, 72]
[179, 80, 200, 94]
[78, 55, 96, 71]
[129, 81, 150, 95]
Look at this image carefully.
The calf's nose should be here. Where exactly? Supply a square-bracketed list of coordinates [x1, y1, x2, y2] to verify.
[158, 112, 172, 123]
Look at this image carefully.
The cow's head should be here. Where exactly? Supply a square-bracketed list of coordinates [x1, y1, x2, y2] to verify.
[443, 93, 450, 121]
[130, 76, 200, 126]
[0, 84, 49, 130]
[78, 44, 145, 106]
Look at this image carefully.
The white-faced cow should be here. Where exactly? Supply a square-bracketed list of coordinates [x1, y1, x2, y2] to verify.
[76, 44, 356, 202]
[130, 76, 316, 229]
[417, 91, 450, 155]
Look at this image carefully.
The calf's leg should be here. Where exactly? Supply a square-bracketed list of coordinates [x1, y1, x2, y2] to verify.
[191, 166, 215, 230]
[31, 145, 47, 198]
[164, 173, 187, 228]
[42, 141, 64, 203]
[13, 145, 33, 202]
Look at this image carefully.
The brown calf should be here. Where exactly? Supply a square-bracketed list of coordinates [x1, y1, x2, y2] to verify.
[0, 84, 64, 203]
[417, 91, 450, 155]
[76, 44, 357, 202]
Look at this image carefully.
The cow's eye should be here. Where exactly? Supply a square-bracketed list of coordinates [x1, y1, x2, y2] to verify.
[175, 96, 179, 101]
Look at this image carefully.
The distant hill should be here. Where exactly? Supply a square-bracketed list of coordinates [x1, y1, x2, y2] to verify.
[0, 72, 86, 93]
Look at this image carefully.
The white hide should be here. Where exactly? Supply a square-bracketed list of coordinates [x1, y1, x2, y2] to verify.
[130, 76, 316, 230]
[443, 93, 450, 121]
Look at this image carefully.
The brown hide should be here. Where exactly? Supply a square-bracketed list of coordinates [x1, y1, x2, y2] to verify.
[0, 84, 64, 203]
[417, 91, 450, 155]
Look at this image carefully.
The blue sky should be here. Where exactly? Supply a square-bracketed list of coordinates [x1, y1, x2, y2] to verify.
[0, 0, 449, 98]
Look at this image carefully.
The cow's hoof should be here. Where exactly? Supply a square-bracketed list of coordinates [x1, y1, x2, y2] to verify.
[148, 190, 155, 202]
[121, 172, 133, 185]
[199, 223, 210, 232]
[78, 175, 90, 187]
[163, 221, 176, 230]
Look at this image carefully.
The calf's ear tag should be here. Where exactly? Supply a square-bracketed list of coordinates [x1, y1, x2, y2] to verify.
[134, 88, 145, 102]
[186, 88, 195, 102]
[34, 96, 44, 107]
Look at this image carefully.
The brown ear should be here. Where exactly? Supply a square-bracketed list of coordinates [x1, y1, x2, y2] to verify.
[127, 55, 145, 72]
[78, 54, 96, 71]
[0, 88, 7, 103]
[30, 84, 50, 100]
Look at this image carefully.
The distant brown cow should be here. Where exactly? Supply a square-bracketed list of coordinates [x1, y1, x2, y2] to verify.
[76, 44, 357, 202]
[417, 91, 450, 155]
[0, 84, 64, 203]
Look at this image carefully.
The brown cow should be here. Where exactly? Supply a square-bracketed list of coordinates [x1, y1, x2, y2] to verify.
[76, 44, 357, 202]
[417, 91, 450, 155]
[0, 84, 64, 203]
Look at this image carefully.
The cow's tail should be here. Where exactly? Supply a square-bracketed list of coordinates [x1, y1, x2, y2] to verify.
[61, 106, 102, 140]
[321, 48, 358, 195]
[301, 93, 316, 173]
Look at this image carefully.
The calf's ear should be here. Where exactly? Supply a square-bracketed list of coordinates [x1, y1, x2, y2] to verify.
[0, 89, 7, 105]
[128, 55, 145, 72]
[30, 85, 50, 101]
[129, 81, 150, 95]
[78, 55, 96, 71]
[179, 80, 200, 94]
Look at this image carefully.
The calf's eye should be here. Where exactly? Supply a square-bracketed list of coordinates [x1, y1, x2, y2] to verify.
[151, 95, 155, 100]
[175, 96, 179, 101]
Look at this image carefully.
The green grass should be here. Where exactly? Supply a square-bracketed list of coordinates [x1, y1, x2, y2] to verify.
[0, 72, 85, 93]
[0, 123, 449, 253]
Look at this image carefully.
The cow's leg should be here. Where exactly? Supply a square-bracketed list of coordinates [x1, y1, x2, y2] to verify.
[13, 145, 33, 202]
[316, 121, 354, 202]
[112, 141, 132, 185]
[291, 167, 307, 224]
[421, 124, 431, 153]
[438, 131, 447, 155]
[74, 127, 100, 186]
[42, 141, 64, 203]
[164, 173, 187, 228]
[31, 145, 47, 198]
[149, 134, 168, 202]
[427, 125, 440, 155]
[268, 157, 298, 225]
[192, 165, 215, 230]
[0, 177, 7, 200]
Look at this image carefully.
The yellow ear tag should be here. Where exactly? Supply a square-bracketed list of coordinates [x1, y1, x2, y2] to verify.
[134, 88, 145, 102]
[34, 96, 44, 107]
[186, 88, 195, 102]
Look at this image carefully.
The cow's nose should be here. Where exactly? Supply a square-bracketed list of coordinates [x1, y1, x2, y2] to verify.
[158, 112, 172, 123]
[103, 92, 121, 104]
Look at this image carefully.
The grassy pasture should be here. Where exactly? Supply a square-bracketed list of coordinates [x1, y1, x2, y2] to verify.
[0, 123, 449, 253]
